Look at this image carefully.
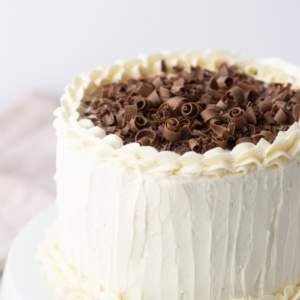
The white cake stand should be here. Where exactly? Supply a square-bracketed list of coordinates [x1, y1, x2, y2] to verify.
[1, 203, 58, 300]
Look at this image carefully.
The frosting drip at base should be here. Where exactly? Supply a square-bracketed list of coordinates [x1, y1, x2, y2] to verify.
[37, 225, 300, 300]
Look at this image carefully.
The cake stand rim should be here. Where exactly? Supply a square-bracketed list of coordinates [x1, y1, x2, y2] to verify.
[1, 203, 57, 300]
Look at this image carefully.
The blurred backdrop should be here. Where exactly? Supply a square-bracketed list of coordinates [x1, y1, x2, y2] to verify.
[1, 0, 300, 282]
[1, 0, 300, 111]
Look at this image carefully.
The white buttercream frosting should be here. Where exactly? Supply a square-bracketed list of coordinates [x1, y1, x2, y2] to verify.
[46, 134, 300, 300]
[37, 224, 300, 300]
[39, 51, 300, 300]
[54, 50, 300, 178]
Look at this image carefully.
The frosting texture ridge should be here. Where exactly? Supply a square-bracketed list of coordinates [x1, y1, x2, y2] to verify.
[37, 225, 300, 300]
[54, 50, 300, 177]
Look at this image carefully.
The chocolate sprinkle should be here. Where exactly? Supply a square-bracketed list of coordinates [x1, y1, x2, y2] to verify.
[82, 62, 300, 155]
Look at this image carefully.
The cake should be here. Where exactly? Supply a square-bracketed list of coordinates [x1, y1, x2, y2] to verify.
[38, 50, 300, 300]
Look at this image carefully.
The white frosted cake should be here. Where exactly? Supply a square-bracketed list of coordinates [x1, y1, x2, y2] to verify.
[38, 50, 300, 300]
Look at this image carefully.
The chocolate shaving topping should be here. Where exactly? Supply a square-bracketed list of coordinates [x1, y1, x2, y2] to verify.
[124, 105, 138, 122]
[274, 108, 287, 125]
[226, 86, 245, 106]
[228, 108, 247, 129]
[83, 61, 300, 155]
[129, 115, 147, 133]
[189, 138, 201, 152]
[164, 118, 182, 141]
[293, 104, 300, 121]
[135, 129, 158, 146]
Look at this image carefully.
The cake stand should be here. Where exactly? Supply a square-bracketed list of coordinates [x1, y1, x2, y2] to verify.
[1, 203, 57, 300]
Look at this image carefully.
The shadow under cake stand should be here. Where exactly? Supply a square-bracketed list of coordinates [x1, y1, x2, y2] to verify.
[1, 204, 57, 300]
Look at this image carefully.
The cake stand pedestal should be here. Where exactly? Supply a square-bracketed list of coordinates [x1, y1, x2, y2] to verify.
[1, 204, 57, 300]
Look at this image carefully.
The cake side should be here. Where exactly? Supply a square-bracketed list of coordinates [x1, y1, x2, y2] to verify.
[38, 134, 300, 300]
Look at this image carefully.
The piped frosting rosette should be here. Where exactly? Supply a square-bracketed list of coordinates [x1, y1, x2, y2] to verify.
[54, 50, 300, 178]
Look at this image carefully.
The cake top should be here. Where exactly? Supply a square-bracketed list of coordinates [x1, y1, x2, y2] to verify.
[83, 62, 300, 155]
[54, 50, 300, 177]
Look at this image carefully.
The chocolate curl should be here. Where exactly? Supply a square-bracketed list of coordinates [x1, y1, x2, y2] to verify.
[124, 105, 138, 122]
[228, 122, 235, 136]
[179, 118, 191, 128]
[216, 99, 228, 111]
[192, 130, 208, 138]
[258, 99, 273, 112]
[181, 125, 192, 137]
[293, 104, 300, 121]
[171, 78, 185, 92]
[275, 91, 290, 102]
[248, 124, 257, 135]
[201, 94, 214, 104]
[152, 76, 164, 89]
[200, 108, 221, 124]
[120, 122, 131, 135]
[136, 98, 150, 112]
[211, 123, 230, 138]
[116, 113, 124, 127]
[218, 62, 229, 76]
[129, 115, 148, 133]
[245, 106, 257, 124]
[135, 129, 158, 146]
[138, 83, 155, 97]
[274, 108, 287, 125]
[253, 130, 275, 144]
[181, 103, 200, 119]
[286, 112, 295, 125]
[217, 76, 233, 89]
[189, 66, 204, 80]
[97, 107, 115, 126]
[236, 137, 253, 145]
[154, 103, 175, 122]
[236, 81, 258, 95]
[161, 60, 167, 72]
[101, 87, 111, 98]
[263, 111, 276, 125]
[179, 119, 192, 137]
[90, 99, 102, 113]
[208, 76, 219, 90]
[164, 118, 182, 141]
[228, 108, 247, 129]
[275, 100, 287, 111]
[294, 90, 300, 101]
[189, 138, 201, 152]
[212, 137, 228, 149]
[226, 86, 245, 106]
[127, 78, 138, 87]
[147, 90, 162, 106]
[190, 119, 203, 130]
[159, 86, 170, 101]
[221, 112, 229, 123]
[167, 97, 187, 114]
[290, 96, 300, 104]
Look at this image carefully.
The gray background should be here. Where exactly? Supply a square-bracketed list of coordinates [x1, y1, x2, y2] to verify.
[1, 0, 300, 111]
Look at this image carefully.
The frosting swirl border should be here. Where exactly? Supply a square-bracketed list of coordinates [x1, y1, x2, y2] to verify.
[54, 50, 300, 178]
